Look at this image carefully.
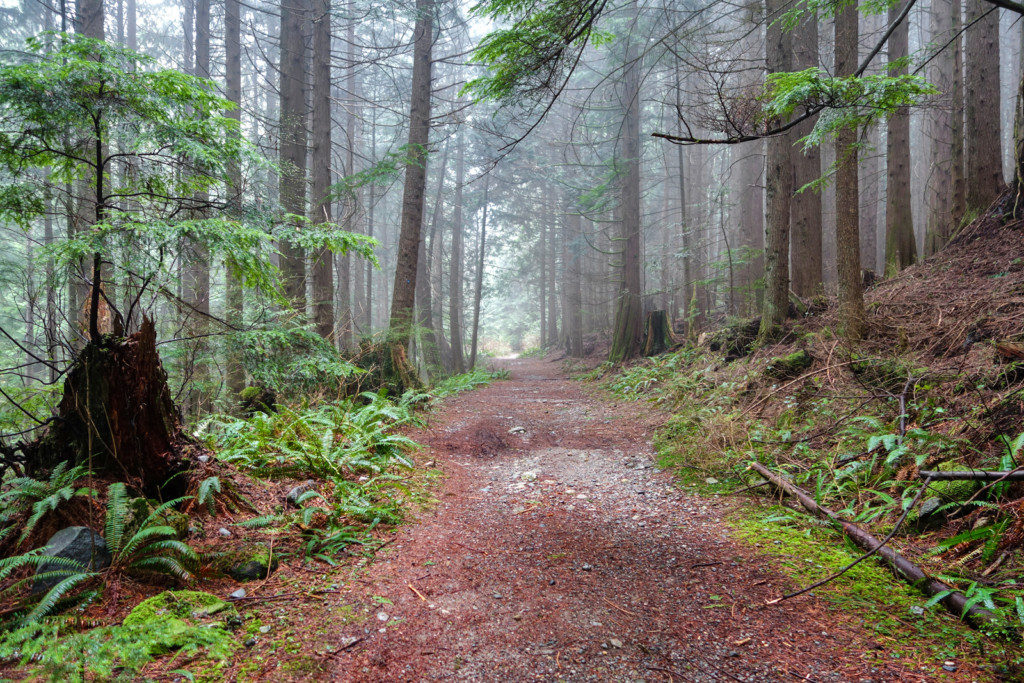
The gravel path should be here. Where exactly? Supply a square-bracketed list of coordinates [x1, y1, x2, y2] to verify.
[329, 358, 963, 682]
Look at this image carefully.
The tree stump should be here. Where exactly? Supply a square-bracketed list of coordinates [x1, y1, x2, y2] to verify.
[641, 310, 677, 357]
[24, 318, 192, 496]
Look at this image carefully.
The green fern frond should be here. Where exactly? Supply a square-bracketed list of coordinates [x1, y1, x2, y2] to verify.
[104, 483, 130, 552]
[22, 571, 98, 623]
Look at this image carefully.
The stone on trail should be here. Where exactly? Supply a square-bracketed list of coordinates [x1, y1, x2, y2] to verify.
[286, 480, 318, 507]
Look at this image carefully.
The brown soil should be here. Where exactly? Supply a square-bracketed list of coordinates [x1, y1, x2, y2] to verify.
[326, 358, 972, 682]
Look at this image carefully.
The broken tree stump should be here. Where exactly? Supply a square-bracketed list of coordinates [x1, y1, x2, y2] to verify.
[641, 310, 677, 357]
[23, 318, 192, 496]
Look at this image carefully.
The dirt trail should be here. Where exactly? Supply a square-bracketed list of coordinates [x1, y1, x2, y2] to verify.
[329, 358, 933, 681]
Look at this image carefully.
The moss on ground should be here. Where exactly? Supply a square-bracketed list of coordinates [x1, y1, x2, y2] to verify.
[123, 590, 240, 655]
[731, 507, 1020, 679]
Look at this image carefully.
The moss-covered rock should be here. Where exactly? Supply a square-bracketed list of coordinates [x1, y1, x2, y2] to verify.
[122, 590, 240, 655]
[929, 462, 982, 502]
[764, 350, 813, 381]
[212, 544, 279, 582]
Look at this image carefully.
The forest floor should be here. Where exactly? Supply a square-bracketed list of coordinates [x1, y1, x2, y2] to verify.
[323, 357, 979, 682]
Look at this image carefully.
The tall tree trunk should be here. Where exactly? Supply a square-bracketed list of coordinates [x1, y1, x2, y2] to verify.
[884, 0, 916, 274]
[539, 215, 547, 347]
[70, 0, 104, 351]
[388, 0, 433, 351]
[760, 0, 793, 340]
[182, 0, 212, 414]
[311, 0, 335, 341]
[924, 0, 956, 256]
[278, 0, 309, 314]
[835, 1, 865, 339]
[735, 142, 764, 315]
[951, 0, 967, 229]
[546, 218, 558, 344]
[608, 4, 643, 363]
[469, 178, 489, 368]
[126, 0, 135, 49]
[675, 64, 696, 336]
[415, 138, 448, 376]
[449, 129, 466, 373]
[224, 0, 245, 397]
[337, 2, 357, 349]
[965, 0, 1003, 212]
[790, 9, 822, 296]
[563, 195, 584, 356]
[364, 111, 375, 331]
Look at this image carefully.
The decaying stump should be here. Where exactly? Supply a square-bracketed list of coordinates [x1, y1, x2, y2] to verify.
[23, 318, 192, 497]
[641, 310, 677, 357]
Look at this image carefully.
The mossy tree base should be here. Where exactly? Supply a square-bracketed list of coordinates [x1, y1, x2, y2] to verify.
[351, 340, 424, 397]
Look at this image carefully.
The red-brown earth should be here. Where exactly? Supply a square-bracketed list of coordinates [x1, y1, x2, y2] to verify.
[323, 357, 974, 682]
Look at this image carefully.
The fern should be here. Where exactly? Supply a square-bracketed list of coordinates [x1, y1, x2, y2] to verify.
[0, 462, 95, 545]
[107, 490, 198, 580]
[196, 476, 222, 515]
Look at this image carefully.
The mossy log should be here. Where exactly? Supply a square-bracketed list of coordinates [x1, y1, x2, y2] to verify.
[22, 318, 192, 496]
[749, 462, 997, 628]
[641, 310, 677, 357]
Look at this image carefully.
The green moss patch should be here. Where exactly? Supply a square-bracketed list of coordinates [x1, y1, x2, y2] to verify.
[123, 590, 240, 655]
[764, 350, 813, 381]
[733, 506, 1019, 679]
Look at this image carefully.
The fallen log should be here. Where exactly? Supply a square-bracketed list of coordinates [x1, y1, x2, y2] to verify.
[749, 461, 997, 628]
[917, 469, 1024, 482]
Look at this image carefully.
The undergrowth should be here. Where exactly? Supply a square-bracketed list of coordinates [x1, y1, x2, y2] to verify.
[592, 344, 1024, 669]
[0, 369, 502, 680]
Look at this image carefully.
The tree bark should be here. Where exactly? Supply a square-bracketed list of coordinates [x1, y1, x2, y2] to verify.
[924, 0, 956, 256]
[278, 0, 309, 313]
[965, 0, 1003, 213]
[449, 129, 466, 373]
[951, 0, 967, 229]
[760, 0, 793, 341]
[388, 0, 433, 352]
[469, 178, 489, 369]
[642, 310, 675, 357]
[224, 0, 245, 397]
[884, 0, 916, 275]
[608, 2, 643, 363]
[790, 10, 822, 296]
[311, 0, 335, 342]
[415, 137, 448, 376]
[835, 2, 865, 339]
[337, 1, 357, 349]
[563, 194, 584, 357]
[26, 320, 192, 497]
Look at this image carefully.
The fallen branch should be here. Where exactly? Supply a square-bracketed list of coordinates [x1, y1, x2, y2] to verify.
[918, 469, 1024, 482]
[749, 462, 997, 628]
